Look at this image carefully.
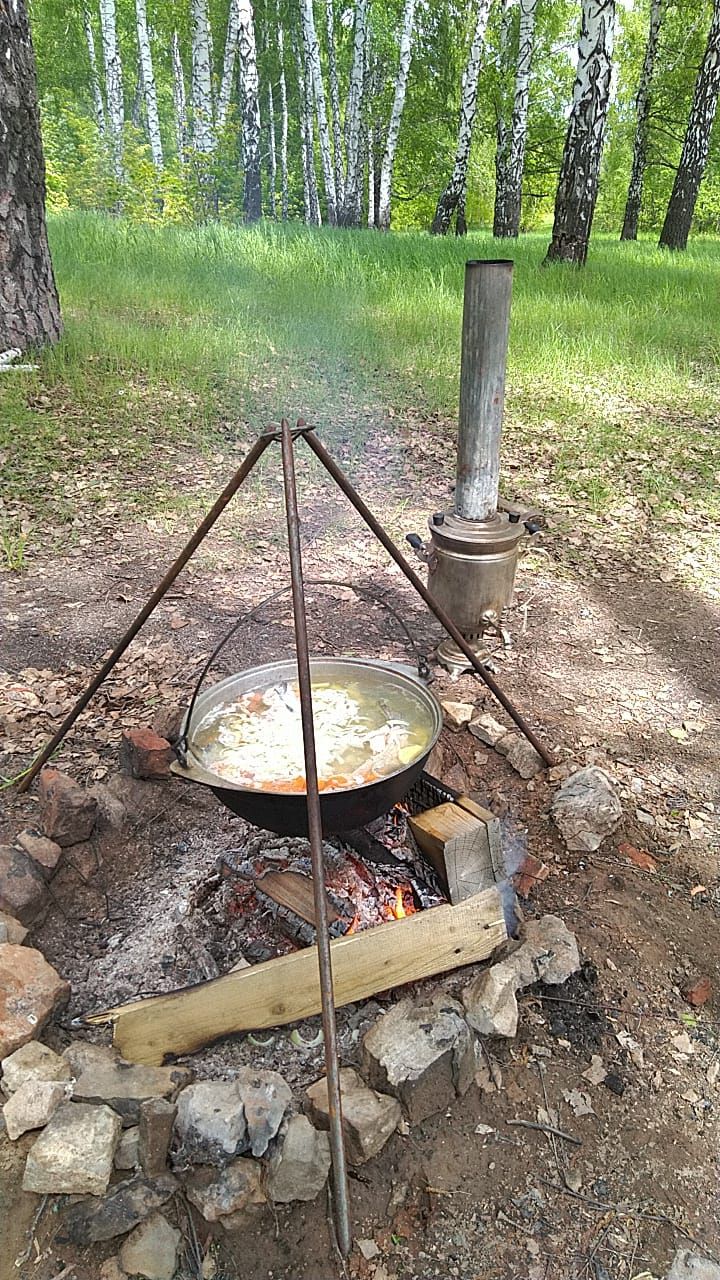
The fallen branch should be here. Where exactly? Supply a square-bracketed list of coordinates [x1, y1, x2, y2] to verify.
[507, 1119, 582, 1147]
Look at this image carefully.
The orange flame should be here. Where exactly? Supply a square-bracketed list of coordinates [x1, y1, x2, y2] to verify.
[393, 886, 406, 919]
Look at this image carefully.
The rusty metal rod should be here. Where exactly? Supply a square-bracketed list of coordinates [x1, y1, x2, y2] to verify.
[279, 418, 352, 1258]
[302, 426, 556, 768]
[17, 432, 274, 794]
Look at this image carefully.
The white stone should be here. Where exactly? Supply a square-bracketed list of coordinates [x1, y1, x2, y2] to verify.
[667, 1249, 720, 1280]
[115, 1125, 140, 1170]
[468, 713, 508, 747]
[119, 1212, 181, 1280]
[3, 1077, 69, 1139]
[174, 1080, 247, 1165]
[22, 1102, 121, 1195]
[2, 1039, 72, 1094]
[551, 766, 622, 852]
[496, 734, 544, 779]
[440, 700, 475, 731]
[463, 915, 581, 1038]
[267, 1115, 331, 1203]
[361, 995, 474, 1124]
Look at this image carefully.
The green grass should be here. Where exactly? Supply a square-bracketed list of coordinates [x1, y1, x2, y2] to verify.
[1, 212, 718, 577]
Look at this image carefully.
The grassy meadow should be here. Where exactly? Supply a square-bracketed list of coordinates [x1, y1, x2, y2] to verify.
[1, 213, 718, 586]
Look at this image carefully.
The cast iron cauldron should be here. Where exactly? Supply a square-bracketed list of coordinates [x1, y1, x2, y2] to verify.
[170, 657, 442, 836]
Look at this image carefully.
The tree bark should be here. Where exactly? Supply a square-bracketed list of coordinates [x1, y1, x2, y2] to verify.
[294, 32, 321, 225]
[98, 0, 125, 178]
[278, 24, 289, 220]
[324, 0, 345, 206]
[0, 0, 62, 352]
[236, 0, 262, 221]
[544, 0, 616, 266]
[82, 3, 107, 136]
[377, 0, 417, 231]
[267, 80, 277, 218]
[172, 31, 187, 164]
[493, 0, 514, 239]
[494, 0, 538, 238]
[218, 0, 240, 130]
[190, 0, 215, 156]
[430, 0, 492, 236]
[135, 0, 163, 169]
[659, 0, 720, 251]
[367, 127, 375, 227]
[339, 0, 369, 227]
[300, 0, 337, 223]
[621, 0, 664, 240]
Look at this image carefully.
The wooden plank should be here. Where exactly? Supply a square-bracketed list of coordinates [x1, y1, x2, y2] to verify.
[85, 887, 506, 1066]
[254, 870, 339, 927]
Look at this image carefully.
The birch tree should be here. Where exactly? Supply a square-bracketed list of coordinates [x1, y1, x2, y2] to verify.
[98, 0, 124, 177]
[278, 23, 289, 220]
[0, 0, 62, 352]
[135, 0, 163, 169]
[620, 0, 665, 240]
[218, 0, 241, 130]
[324, 0, 345, 206]
[190, 0, 215, 157]
[659, 0, 720, 250]
[294, 32, 321, 225]
[494, 0, 538, 237]
[544, 0, 616, 265]
[82, 3, 106, 136]
[377, 0, 418, 231]
[430, 0, 492, 235]
[300, 0, 337, 223]
[339, 0, 369, 227]
[171, 32, 187, 163]
[267, 80, 277, 217]
[237, 0, 262, 220]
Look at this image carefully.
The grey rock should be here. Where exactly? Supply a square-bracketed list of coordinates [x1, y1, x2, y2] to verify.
[174, 1079, 246, 1165]
[267, 1114, 331, 1204]
[15, 829, 63, 878]
[668, 1249, 720, 1280]
[59, 1174, 177, 1244]
[23, 1102, 121, 1195]
[73, 1053, 191, 1125]
[62, 1040, 117, 1076]
[361, 995, 474, 1124]
[463, 914, 581, 1038]
[468, 713, 508, 747]
[440, 700, 474, 731]
[306, 1066, 401, 1164]
[119, 1212, 181, 1280]
[496, 734, 544, 779]
[138, 1098, 175, 1177]
[99, 1259, 127, 1280]
[2, 1040, 72, 1094]
[0, 911, 28, 945]
[0, 846, 47, 925]
[186, 1157, 266, 1223]
[551, 766, 622, 852]
[3, 1077, 69, 1139]
[115, 1125, 140, 1170]
[235, 1066, 292, 1157]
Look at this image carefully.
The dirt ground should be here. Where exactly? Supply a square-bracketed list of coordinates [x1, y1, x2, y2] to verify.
[1, 421, 718, 1280]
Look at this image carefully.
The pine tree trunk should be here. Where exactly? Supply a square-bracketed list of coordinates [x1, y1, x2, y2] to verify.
[377, 0, 417, 231]
[278, 24, 289, 220]
[544, 0, 616, 266]
[659, 0, 720, 251]
[267, 81, 277, 218]
[0, 0, 62, 352]
[339, 0, 369, 227]
[236, 0, 262, 221]
[430, 0, 492, 235]
[135, 0, 163, 169]
[82, 3, 107, 136]
[191, 0, 215, 156]
[324, 0, 345, 206]
[172, 32, 187, 163]
[621, 0, 664, 240]
[218, 0, 240, 130]
[494, 0, 537, 238]
[300, 0, 337, 223]
[98, 0, 125, 178]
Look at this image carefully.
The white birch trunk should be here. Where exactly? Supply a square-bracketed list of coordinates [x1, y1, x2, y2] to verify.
[367, 131, 375, 227]
[621, 0, 664, 240]
[340, 0, 369, 226]
[98, 0, 124, 178]
[172, 31, 187, 163]
[267, 80, 277, 218]
[278, 23, 289, 220]
[300, 0, 337, 223]
[431, 0, 492, 234]
[83, 3, 107, 136]
[294, 32, 321, 225]
[236, 0, 262, 220]
[191, 0, 215, 155]
[544, 0, 616, 265]
[660, 0, 720, 250]
[492, 0, 514, 237]
[218, 0, 240, 129]
[135, 0, 163, 169]
[377, 0, 417, 231]
[495, 0, 538, 237]
[324, 0, 345, 205]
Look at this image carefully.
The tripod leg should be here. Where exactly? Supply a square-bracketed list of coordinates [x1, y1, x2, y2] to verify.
[280, 419, 352, 1258]
[18, 432, 274, 793]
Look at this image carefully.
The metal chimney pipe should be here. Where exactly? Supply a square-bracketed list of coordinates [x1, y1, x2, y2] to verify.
[456, 260, 513, 522]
